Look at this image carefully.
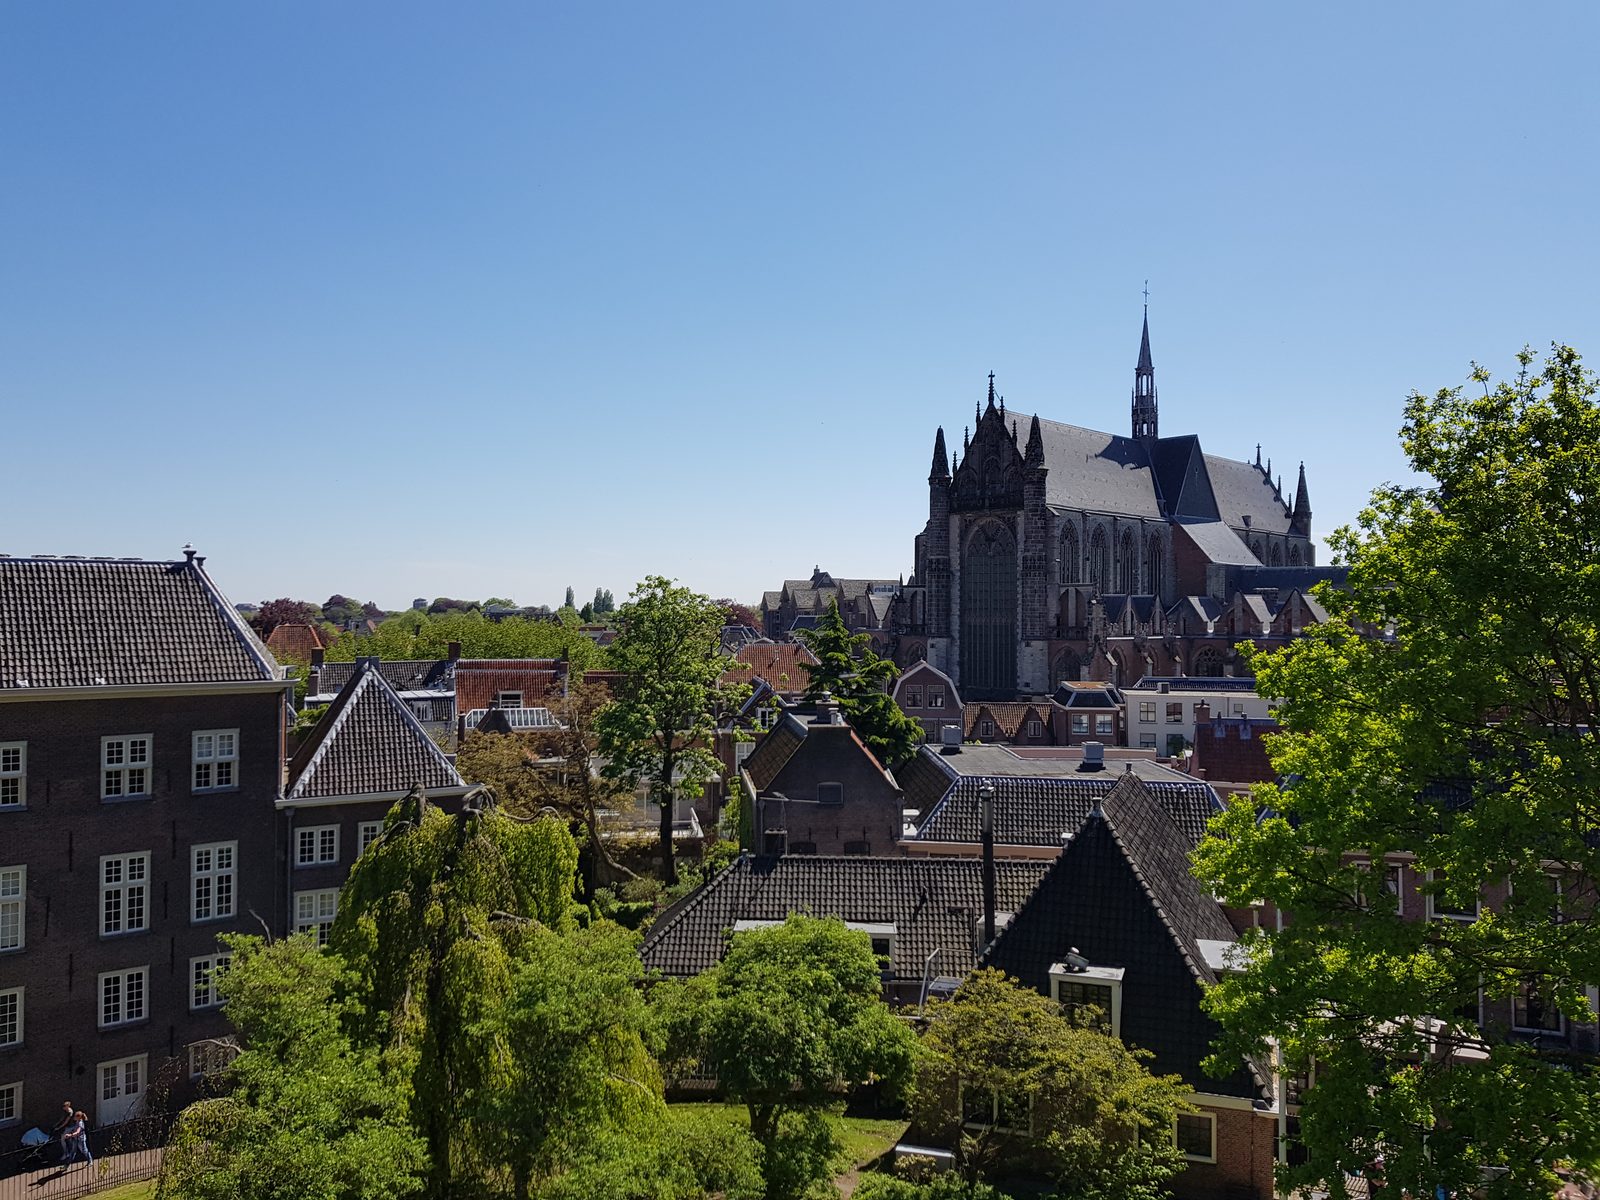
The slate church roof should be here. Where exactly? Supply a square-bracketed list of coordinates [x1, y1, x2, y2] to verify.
[286, 659, 465, 802]
[641, 854, 1052, 981]
[0, 552, 279, 689]
[981, 772, 1273, 1101]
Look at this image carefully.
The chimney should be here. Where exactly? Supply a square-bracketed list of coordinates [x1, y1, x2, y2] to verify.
[813, 693, 843, 726]
[979, 780, 996, 948]
[447, 640, 462, 663]
[939, 724, 963, 752]
[1194, 700, 1211, 723]
[1158, 681, 1169, 694]
[311, 648, 325, 668]
[1078, 741, 1105, 772]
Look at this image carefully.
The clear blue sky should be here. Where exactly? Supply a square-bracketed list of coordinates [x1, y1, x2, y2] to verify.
[4, 3, 1596, 610]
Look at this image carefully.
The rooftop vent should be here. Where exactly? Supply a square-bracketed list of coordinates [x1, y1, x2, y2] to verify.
[1078, 742, 1105, 772]
[939, 724, 963, 751]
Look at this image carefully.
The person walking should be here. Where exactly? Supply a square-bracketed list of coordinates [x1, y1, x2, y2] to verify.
[65, 1110, 92, 1167]
[51, 1101, 74, 1164]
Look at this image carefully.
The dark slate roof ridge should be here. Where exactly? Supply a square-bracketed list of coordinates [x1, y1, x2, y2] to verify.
[641, 854, 748, 960]
[193, 561, 282, 680]
[742, 713, 809, 790]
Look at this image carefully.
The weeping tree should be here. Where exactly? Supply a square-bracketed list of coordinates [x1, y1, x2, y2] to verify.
[329, 785, 581, 1200]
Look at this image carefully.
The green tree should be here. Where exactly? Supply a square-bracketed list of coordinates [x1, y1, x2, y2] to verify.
[596, 576, 739, 883]
[652, 915, 918, 1200]
[565, 586, 576, 609]
[330, 787, 581, 1199]
[321, 607, 604, 671]
[471, 922, 665, 1199]
[156, 935, 427, 1200]
[909, 971, 1190, 1199]
[1195, 346, 1600, 1200]
[799, 599, 922, 766]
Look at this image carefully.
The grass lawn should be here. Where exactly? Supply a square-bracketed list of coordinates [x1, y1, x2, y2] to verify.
[669, 1101, 906, 1169]
[91, 1181, 157, 1200]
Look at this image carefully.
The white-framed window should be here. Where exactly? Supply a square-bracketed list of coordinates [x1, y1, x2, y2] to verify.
[0, 1080, 19, 1126]
[99, 967, 148, 1028]
[1050, 964, 1125, 1038]
[191, 730, 239, 791]
[1352, 859, 1404, 916]
[0, 866, 23, 951]
[757, 705, 778, 730]
[905, 687, 924, 708]
[295, 889, 339, 946]
[1176, 1112, 1216, 1162]
[296, 825, 339, 867]
[1096, 714, 1114, 735]
[191, 842, 237, 922]
[1138, 701, 1156, 723]
[979, 720, 995, 738]
[1027, 719, 1043, 738]
[1139, 733, 1157, 749]
[1427, 869, 1480, 921]
[496, 691, 523, 709]
[101, 735, 153, 800]
[927, 689, 944, 709]
[100, 853, 150, 936]
[1071, 714, 1089, 735]
[188, 1040, 238, 1081]
[190, 953, 232, 1010]
[959, 1082, 1032, 1134]
[1513, 978, 1565, 1034]
[357, 821, 383, 857]
[0, 742, 25, 809]
[0, 988, 21, 1046]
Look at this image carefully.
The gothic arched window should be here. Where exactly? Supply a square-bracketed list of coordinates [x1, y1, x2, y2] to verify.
[1250, 539, 1265, 563]
[1054, 649, 1082, 687]
[1117, 530, 1137, 594]
[1145, 533, 1163, 596]
[1060, 526, 1079, 584]
[960, 520, 1018, 699]
[1191, 644, 1224, 677]
[1288, 542, 1303, 566]
[1270, 543, 1284, 567]
[1088, 527, 1110, 594]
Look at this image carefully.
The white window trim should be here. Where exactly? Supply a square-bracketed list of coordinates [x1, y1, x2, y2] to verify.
[98, 966, 149, 1029]
[0, 865, 24, 952]
[1426, 870, 1480, 921]
[1512, 979, 1566, 1036]
[294, 888, 339, 946]
[957, 1081, 1034, 1135]
[295, 825, 340, 868]
[1049, 964, 1125, 1039]
[101, 734, 154, 801]
[357, 821, 383, 857]
[1027, 719, 1043, 738]
[0, 741, 25, 810]
[0, 987, 22, 1047]
[1176, 1111, 1217, 1163]
[189, 953, 233, 1011]
[191, 729, 240, 793]
[191, 841, 238, 923]
[187, 1040, 238, 1081]
[495, 691, 523, 709]
[100, 852, 150, 937]
[0, 1079, 20, 1127]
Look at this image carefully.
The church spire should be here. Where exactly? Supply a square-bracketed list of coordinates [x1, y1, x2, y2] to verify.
[1131, 298, 1158, 441]
[1291, 461, 1313, 536]
[930, 426, 950, 483]
[1024, 413, 1044, 467]
[987, 371, 997, 412]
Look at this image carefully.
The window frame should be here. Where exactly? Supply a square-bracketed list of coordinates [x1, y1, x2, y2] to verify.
[295, 825, 340, 868]
[927, 689, 944, 709]
[1512, 978, 1566, 1035]
[189, 953, 233, 1011]
[0, 742, 25, 810]
[1138, 701, 1156, 723]
[357, 821, 383, 857]
[0, 1080, 19, 1127]
[1166, 702, 1183, 724]
[101, 734, 153, 801]
[1026, 719, 1043, 738]
[0, 865, 23, 952]
[294, 888, 339, 947]
[100, 852, 150, 937]
[1049, 964, 1125, 1037]
[817, 782, 844, 806]
[495, 691, 523, 709]
[187, 1040, 238, 1081]
[191, 841, 237, 923]
[905, 687, 924, 708]
[191, 729, 239, 793]
[1427, 869, 1480, 922]
[1175, 1112, 1217, 1163]
[1070, 713, 1089, 735]
[98, 966, 149, 1029]
[0, 987, 21, 1047]
[1095, 714, 1115, 735]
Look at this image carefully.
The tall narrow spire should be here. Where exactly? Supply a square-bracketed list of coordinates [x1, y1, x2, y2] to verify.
[987, 371, 997, 411]
[1291, 461, 1312, 536]
[1131, 304, 1158, 441]
[929, 426, 950, 482]
[1024, 413, 1044, 467]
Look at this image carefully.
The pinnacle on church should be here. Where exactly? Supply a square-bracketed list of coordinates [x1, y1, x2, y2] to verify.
[964, 426, 970, 452]
[1291, 461, 1313, 536]
[987, 371, 996, 411]
[1130, 307, 1159, 441]
[930, 426, 950, 482]
[1137, 309, 1153, 372]
[1025, 413, 1044, 466]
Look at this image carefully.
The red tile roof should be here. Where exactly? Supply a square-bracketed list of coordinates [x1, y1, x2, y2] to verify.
[265, 622, 325, 661]
[720, 642, 819, 696]
[1192, 718, 1278, 785]
[454, 659, 568, 713]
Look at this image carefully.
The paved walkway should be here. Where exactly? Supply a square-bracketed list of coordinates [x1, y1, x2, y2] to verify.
[1, 1146, 162, 1200]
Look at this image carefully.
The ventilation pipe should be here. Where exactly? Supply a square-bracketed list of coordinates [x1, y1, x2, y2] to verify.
[980, 780, 996, 948]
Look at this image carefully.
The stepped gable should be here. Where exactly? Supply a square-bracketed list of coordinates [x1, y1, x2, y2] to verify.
[641, 853, 1052, 981]
[981, 772, 1272, 1101]
[287, 659, 464, 800]
[0, 553, 278, 688]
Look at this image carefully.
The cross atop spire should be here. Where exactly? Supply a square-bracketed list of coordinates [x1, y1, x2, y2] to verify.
[986, 371, 997, 412]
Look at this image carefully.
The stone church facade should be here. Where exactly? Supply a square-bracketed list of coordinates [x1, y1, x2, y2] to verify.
[895, 315, 1333, 700]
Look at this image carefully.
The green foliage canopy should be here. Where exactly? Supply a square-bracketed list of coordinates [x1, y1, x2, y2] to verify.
[321, 607, 605, 672]
[798, 599, 922, 766]
[1195, 346, 1600, 1199]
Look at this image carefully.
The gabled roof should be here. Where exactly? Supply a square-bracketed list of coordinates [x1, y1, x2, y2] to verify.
[1174, 519, 1260, 567]
[265, 622, 325, 660]
[981, 773, 1272, 1101]
[964, 702, 1046, 739]
[0, 554, 279, 689]
[892, 661, 960, 707]
[454, 659, 567, 714]
[641, 853, 1053, 981]
[721, 642, 819, 694]
[313, 658, 453, 697]
[286, 660, 464, 801]
[1203, 454, 1293, 535]
[742, 714, 808, 791]
[1148, 435, 1220, 521]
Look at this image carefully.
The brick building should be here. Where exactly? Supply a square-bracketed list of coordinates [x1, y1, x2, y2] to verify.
[0, 552, 292, 1132]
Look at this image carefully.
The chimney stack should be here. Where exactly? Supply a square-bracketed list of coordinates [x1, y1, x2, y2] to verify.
[447, 640, 462, 663]
[1079, 741, 1105, 772]
[979, 780, 996, 948]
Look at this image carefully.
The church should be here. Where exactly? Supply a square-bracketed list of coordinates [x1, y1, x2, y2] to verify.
[895, 314, 1332, 700]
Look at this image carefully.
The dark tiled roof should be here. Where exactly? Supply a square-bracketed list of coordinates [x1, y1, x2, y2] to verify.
[314, 658, 453, 697]
[1175, 519, 1260, 567]
[982, 773, 1271, 1100]
[1130, 676, 1258, 693]
[895, 750, 959, 816]
[913, 760, 1219, 847]
[742, 715, 808, 791]
[1053, 684, 1123, 709]
[0, 555, 278, 688]
[287, 661, 464, 800]
[641, 854, 1052, 980]
[1203, 454, 1294, 536]
[1193, 718, 1279, 785]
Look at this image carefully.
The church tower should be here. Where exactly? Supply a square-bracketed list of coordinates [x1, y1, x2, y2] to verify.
[1131, 306, 1158, 442]
[926, 427, 953, 646]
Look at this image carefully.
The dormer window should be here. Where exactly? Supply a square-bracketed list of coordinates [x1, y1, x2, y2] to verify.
[1027, 719, 1043, 738]
[928, 688, 944, 709]
[1049, 962, 1125, 1038]
[905, 687, 924, 708]
[979, 720, 995, 739]
[496, 691, 523, 709]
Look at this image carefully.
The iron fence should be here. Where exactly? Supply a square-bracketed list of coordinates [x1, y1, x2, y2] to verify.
[0, 1116, 168, 1200]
